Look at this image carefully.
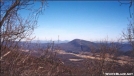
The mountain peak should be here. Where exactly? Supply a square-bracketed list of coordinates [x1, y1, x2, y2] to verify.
[69, 39, 82, 44]
[70, 39, 86, 42]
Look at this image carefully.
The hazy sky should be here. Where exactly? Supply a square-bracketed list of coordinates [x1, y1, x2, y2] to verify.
[32, 1, 131, 41]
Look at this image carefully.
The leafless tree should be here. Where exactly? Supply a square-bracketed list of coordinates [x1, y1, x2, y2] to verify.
[0, 0, 47, 60]
[118, 0, 133, 18]
[85, 39, 128, 75]
[122, 20, 134, 73]
[120, 0, 134, 73]
[0, 1, 73, 75]
[0, 0, 51, 75]
[121, 0, 134, 57]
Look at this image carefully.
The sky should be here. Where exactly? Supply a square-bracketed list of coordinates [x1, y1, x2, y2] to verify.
[31, 1, 132, 41]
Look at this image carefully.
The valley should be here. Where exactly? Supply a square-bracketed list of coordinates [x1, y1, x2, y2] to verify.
[54, 50, 133, 65]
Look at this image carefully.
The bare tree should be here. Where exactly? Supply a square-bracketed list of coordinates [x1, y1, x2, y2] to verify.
[84, 39, 130, 75]
[0, 0, 49, 75]
[122, 0, 134, 57]
[118, 0, 133, 18]
[0, 0, 47, 61]
[0, 1, 70, 75]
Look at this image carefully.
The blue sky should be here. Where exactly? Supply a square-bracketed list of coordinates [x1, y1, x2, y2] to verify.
[32, 1, 131, 41]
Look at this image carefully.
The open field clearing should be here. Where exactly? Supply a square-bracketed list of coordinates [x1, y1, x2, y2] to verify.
[55, 50, 134, 65]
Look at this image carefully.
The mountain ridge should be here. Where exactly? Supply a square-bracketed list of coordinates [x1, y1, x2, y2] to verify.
[19, 39, 133, 55]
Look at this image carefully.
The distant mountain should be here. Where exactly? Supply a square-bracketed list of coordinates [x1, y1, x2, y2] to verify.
[18, 39, 133, 55]
[69, 39, 95, 46]
[31, 40, 69, 43]
[58, 39, 96, 53]
[57, 39, 133, 53]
